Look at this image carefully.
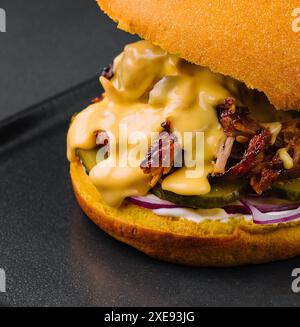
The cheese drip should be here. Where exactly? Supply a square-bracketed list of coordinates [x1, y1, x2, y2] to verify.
[67, 40, 243, 207]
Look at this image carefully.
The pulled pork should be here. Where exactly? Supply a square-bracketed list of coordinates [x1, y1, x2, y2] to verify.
[140, 121, 181, 187]
[217, 97, 261, 140]
[212, 98, 300, 194]
[140, 97, 300, 195]
[95, 130, 110, 147]
[101, 64, 114, 80]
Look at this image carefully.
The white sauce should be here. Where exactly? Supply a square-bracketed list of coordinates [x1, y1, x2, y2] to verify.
[133, 194, 253, 223]
[152, 207, 253, 223]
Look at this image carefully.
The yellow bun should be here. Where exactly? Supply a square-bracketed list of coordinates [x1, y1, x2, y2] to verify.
[97, 0, 300, 110]
[71, 161, 300, 266]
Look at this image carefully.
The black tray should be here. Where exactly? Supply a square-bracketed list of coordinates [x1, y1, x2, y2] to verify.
[0, 78, 299, 307]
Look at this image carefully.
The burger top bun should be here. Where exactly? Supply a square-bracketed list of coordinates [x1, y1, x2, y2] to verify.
[97, 0, 300, 110]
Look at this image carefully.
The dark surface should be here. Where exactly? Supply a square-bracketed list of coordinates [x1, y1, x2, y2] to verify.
[0, 0, 137, 121]
[0, 79, 299, 307]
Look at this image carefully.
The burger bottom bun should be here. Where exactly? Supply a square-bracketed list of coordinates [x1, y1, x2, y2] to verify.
[70, 162, 300, 267]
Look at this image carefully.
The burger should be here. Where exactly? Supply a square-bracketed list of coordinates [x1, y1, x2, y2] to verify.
[67, 0, 300, 266]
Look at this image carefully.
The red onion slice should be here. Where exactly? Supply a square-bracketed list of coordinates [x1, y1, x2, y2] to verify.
[128, 196, 251, 213]
[128, 195, 300, 225]
[127, 195, 179, 209]
[243, 198, 299, 213]
[240, 200, 300, 225]
[222, 205, 251, 215]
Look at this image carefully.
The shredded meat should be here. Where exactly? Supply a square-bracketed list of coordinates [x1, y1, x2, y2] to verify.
[92, 96, 103, 104]
[213, 129, 272, 181]
[217, 98, 261, 140]
[95, 130, 109, 146]
[251, 120, 300, 193]
[250, 155, 283, 194]
[214, 136, 235, 175]
[212, 98, 270, 181]
[93, 130, 110, 160]
[281, 120, 300, 176]
[101, 64, 114, 80]
[140, 120, 181, 187]
[212, 98, 300, 194]
[139, 96, 300, 195]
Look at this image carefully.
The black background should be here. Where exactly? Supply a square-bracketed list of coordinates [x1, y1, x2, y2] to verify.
[0, 0, 300, 307]
[0, 0, 137, 120]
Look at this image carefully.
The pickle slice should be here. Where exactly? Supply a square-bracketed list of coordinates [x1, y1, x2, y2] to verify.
[272, 179, 300, 202]
[151, 181, 248, 209]
[76, 148, 98, 173]
[76, 148, 248, 207]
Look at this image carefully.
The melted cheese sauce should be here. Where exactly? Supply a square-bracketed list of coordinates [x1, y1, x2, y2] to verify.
[262, 122, 282, 145]
[162, 165, 213, 195]
[67, 40, 293, 207]
[278, 148, 294, 170]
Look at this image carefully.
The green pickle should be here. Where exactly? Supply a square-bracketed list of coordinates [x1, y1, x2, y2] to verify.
[76, 148, 248, 207]
[151, 181, 248, 209]
[272, 179, 300, 202]
[76, 148, 98, 173]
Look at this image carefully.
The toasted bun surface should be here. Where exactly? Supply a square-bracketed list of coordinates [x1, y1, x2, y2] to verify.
[97, 0, 300, 110]
[71, 162, 300, 266]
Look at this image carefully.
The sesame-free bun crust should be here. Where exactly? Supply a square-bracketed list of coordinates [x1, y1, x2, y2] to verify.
[71, 162, 300, 266]
[97, 0, 300, 110]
